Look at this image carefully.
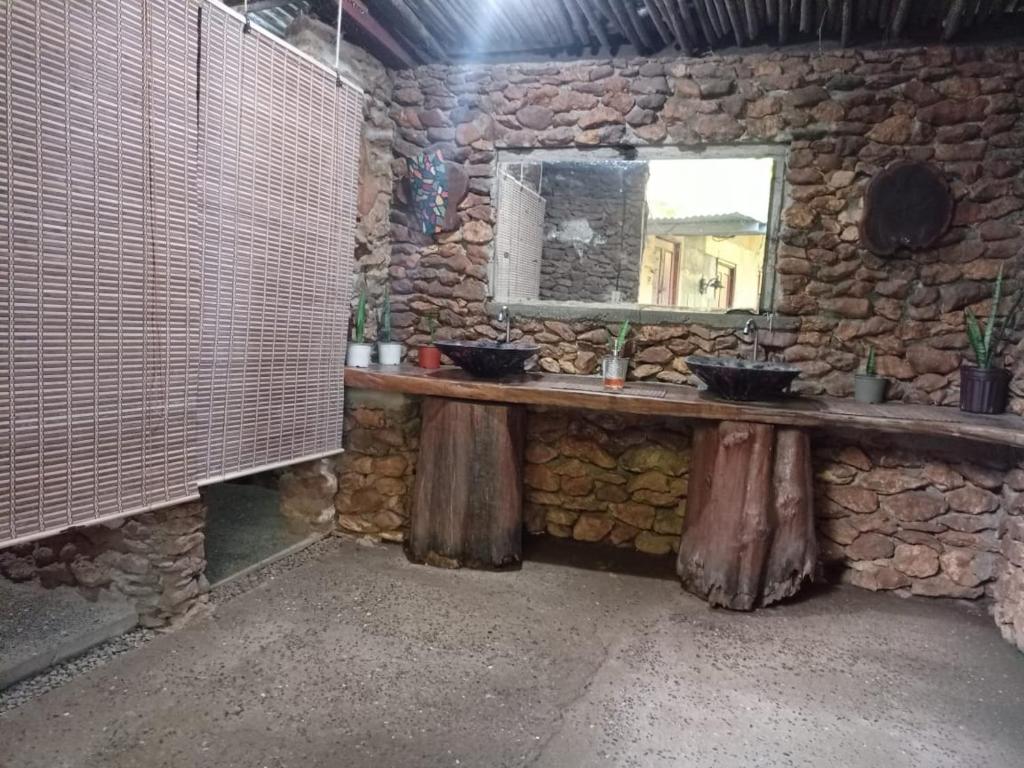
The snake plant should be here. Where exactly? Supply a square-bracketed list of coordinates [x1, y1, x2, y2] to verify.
[964, 266, 1017, 369]
[863, 346, 877, 376]
[378, 285, 392, 344]
[353, 287, 367, 344]
[614, 320, 630, 356]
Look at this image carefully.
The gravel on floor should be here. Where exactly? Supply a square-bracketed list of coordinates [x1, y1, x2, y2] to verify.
[0, 535, 345, 714]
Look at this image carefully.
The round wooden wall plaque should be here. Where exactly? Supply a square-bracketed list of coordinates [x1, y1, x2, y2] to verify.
[859, 160, 954, 256]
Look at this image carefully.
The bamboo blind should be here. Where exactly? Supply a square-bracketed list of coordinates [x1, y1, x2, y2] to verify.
[1, 0, 361, 547]
[2, 1, 199, 546]
[195, 1, 359, 484]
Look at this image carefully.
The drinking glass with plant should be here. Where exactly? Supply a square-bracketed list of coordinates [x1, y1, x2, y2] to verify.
[961, 266, 1020, 414]
[854, 345, 886, 404]
[602, 319, 630, 391]
[346, 287, 373, 368]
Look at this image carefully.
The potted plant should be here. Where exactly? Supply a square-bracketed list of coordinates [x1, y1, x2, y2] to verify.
[854, 346, 886, 404]
[346, 287, 372, 368]
[418, 317, 441, 369]
[377, 285, 403, 366]
[961, 267, 1017, 414]
[602, 320, 630, 391]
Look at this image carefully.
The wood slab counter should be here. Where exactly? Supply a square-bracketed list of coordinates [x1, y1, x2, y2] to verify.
[345, 364, 1024, 449]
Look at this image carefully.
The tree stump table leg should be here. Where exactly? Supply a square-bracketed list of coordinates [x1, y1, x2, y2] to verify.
[676, 420, 817, 610]
[408, 397, 526, 569]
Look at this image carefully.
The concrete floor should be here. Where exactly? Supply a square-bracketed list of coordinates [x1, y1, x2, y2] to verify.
[0, 580, 136, 690]
[2, 537, 1022, 768]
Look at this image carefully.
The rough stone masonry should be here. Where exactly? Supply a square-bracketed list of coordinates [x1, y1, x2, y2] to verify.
[336, 43, 1024, 652]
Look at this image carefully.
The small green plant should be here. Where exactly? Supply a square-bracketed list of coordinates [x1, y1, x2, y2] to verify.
[378, 285, 392, 344]
[428, 316, 437, 345]
[864, 346, 877, 376]
[353, 287, 367, 344]
[614, 320, 630, 356]
[965, 266, 1021, 369]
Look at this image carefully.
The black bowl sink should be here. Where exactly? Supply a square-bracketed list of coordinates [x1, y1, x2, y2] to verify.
[685, 355, 801, 401]
[435, 340, 540, 379]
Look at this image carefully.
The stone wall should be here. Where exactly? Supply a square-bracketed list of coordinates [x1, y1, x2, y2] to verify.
[335, 391, 420, 541]
[286, 16, 396, 321]
[523, 408, 687, 554]
[0, 503, 209, 628]
[815, 433, 1011, 598]
[279, 459, 339, 532]
[386, 46, 1024, 408]
[994, 467, 1024, 651]
[538, 161, 649, 303]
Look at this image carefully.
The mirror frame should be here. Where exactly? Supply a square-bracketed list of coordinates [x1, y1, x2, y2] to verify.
[488, 144, 789, 325]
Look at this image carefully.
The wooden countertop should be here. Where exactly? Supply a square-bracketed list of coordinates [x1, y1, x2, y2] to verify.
[345, 365, 1024, 448]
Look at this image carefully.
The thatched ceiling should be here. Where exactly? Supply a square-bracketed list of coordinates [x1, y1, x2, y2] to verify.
[236, 0, 1024, 66]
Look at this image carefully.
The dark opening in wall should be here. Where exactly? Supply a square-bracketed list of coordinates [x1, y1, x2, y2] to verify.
[202, 473, 313, 586]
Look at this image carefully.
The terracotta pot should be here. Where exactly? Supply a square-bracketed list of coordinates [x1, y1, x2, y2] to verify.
[854, 374, 887, 404]
[959, 365, 1010, 414]
[418, 345, 441, 369]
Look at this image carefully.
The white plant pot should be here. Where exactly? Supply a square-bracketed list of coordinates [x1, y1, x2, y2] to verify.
[378, 342, 403, 366]
[347, 343, 373, 368]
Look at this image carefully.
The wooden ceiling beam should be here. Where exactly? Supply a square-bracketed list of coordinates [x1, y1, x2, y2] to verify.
[339, 0, 417, 67]
[661, 0, 698, 52]
[562, 0, 596, 47]
[596, 0, 646, 49]
[743, 0, 761, 38]
[620, 0, 658, 50]
[374, 0, 449, 59]
[687, 0, 718, 45]
[575, 0, 614, 49]
[943, 0, 967, 39]
[643, 0, 677, 45]
[722, 0, 747, 44]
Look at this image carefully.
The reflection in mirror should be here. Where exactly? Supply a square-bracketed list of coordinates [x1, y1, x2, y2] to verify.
[492, 153, 779, 314]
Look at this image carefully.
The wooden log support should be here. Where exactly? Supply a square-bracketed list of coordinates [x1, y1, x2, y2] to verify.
[676, 421, 817, 610]
[409, 397, 526, 570]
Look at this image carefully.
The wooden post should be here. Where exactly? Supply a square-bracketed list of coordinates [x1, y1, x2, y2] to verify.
[676, 421, 816, 610]
[408, 397, 526, 569]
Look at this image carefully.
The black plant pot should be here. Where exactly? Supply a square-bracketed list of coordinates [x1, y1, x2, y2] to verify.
[959, 365, 1010, 415]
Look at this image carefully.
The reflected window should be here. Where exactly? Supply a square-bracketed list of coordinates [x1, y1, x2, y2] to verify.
[492, 152, 781, 314]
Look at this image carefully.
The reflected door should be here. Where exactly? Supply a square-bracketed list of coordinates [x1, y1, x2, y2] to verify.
[651, 238, 678, 306]
[715, 261, 737, 309]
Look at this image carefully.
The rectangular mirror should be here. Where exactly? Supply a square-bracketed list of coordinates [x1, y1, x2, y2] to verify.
[491, 148, 784, 316]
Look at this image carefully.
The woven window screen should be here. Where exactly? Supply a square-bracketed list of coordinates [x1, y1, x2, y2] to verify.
[2, 1, 360, 547]
[1, 1, 199, 546]
[194, 2, 358, 483]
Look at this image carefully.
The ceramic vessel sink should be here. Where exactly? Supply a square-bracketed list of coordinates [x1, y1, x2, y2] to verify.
[435, 340, 540, 379]
[685, 355, 800, 401]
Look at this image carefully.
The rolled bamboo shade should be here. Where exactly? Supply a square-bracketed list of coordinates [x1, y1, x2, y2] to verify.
[1, 0, 361, 547]
[195, 1, 359, 483]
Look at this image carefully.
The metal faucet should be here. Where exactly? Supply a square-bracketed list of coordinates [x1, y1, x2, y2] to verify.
[743, 318, 759, 362]
[497, 305, 511, 344]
